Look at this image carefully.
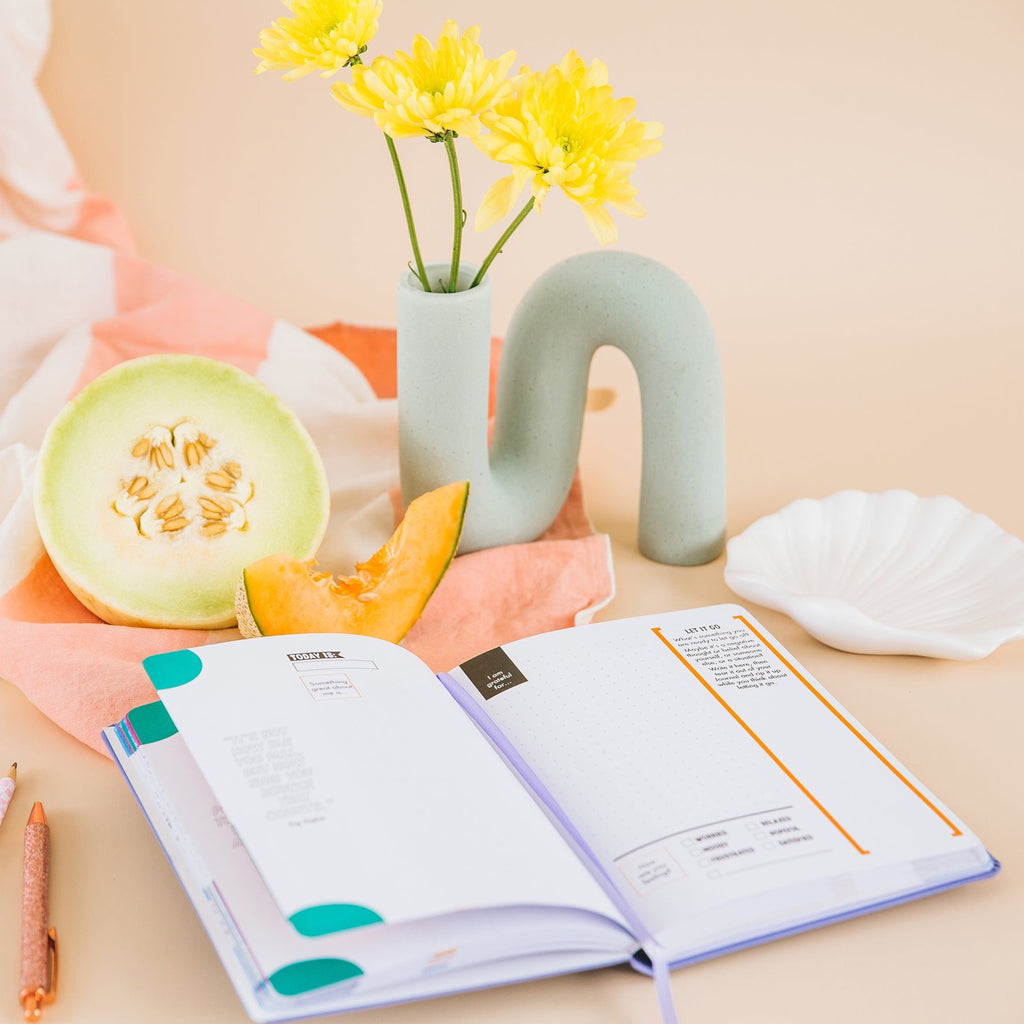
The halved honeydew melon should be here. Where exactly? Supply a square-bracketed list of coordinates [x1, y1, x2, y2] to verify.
[236, 480, 469, 642]
[33, 354, 330, 629]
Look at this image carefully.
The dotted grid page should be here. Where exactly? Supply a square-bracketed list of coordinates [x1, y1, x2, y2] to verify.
[451, 605, 990, 945]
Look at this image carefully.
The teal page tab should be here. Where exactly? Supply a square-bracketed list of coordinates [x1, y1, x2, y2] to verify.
[144, 648, 204, 690]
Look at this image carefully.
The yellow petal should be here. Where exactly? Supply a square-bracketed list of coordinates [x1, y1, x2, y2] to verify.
[444, 114, 482, 137]
[475, 175, 522, 231]
[609, 197, 647, 219]
[581, 204, 619, 246]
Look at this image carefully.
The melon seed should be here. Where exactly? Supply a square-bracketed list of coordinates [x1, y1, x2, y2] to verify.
[173, 421, 216, 468]
[131, 426, 176, 470]
[205, 470, 236, 492]
[126, 475, 158, 499]
[198, 496, 233, 519]
[155, 494, 184, 519]
[182, 442, 203, 467]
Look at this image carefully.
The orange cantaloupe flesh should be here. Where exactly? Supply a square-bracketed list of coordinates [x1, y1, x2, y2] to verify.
[235, 480, 469, 642]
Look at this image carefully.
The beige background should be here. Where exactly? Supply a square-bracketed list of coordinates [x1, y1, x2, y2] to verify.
[0, 1, 1022, 1022]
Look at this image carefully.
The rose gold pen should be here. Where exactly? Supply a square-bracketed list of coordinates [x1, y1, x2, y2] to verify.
[20, 802, 57, 1022]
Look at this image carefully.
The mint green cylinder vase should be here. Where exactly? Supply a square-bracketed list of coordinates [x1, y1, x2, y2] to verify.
[396, 251, 726, 565]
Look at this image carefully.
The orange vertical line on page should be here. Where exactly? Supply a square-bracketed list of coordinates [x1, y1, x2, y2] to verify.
[651, 627, 871, 855]
[733, 615, 962, 837]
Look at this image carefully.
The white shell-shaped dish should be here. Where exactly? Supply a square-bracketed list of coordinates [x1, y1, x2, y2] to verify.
[724, 490, 1024, 660]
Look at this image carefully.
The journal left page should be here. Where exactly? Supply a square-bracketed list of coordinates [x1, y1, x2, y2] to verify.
[145, 634, 626, 935]
[105, 703, 635, 1022]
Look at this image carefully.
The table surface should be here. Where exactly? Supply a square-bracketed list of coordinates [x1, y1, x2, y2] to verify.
[2, 339, 1023, 1024]
[3, 0, 1023, 1021]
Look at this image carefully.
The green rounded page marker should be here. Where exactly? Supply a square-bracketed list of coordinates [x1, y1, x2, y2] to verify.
[143, 648, 204, 690]
[126, 702, 178, 744]
[289, 904, 384, 937]
[268, 958, 364, 996]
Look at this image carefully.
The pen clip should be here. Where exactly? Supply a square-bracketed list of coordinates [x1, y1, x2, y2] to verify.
[20, 927, 57, 1022]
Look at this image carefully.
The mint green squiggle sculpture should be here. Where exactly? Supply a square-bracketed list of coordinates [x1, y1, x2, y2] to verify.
[397, 251, 725, 565]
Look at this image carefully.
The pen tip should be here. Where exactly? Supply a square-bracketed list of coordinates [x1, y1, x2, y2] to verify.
[27, 801, 46, 826]
[4, 762, 14, 781]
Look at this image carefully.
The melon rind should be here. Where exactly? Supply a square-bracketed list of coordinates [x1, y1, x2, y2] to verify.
[33, 354, 330, 629]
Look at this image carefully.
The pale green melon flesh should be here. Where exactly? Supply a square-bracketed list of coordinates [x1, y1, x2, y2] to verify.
[33, 354, 330, 629]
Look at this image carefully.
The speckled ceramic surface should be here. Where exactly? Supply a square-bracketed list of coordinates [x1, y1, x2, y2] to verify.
[724, 489, 1024, 659]
[397, 251, 726, 564]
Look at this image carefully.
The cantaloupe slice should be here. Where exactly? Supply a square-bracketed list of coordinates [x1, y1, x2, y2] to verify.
[235, 480, 469, 642]
[33, 354, 330, 629]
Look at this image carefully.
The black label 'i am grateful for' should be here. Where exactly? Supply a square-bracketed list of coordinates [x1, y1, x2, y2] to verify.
[460, 647, 528, 701]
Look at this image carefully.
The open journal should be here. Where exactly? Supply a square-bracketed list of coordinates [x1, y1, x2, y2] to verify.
[103, 604, 997, 1023]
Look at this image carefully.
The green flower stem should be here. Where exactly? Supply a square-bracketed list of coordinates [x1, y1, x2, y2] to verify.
[471, 196, 536, 288]
[443, 132, 463, 292]
[384, 133, 429, 292]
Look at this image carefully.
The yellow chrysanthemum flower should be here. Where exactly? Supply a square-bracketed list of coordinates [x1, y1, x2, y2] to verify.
[254, 0, 382, 80]
[331, 21, 515, 140]
[473, 52, 663, 245]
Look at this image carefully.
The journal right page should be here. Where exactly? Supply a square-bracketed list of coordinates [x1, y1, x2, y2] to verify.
[445, 604, 997, 962]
